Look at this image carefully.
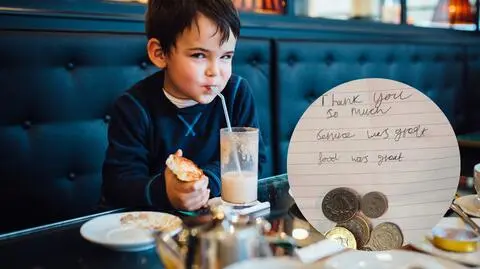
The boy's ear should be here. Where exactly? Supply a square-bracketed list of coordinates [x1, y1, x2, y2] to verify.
[147, 38, 167, 69]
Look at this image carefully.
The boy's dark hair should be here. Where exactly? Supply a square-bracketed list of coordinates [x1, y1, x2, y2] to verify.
[146, 0, 241, 55]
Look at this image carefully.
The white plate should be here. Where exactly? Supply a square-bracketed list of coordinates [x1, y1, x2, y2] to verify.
[455, 195, 480, 217]
[224, 257, 303, 269]
[410, 217, 480, 266]
[322, 250, 467, 269]
[80, 211, 182, 252]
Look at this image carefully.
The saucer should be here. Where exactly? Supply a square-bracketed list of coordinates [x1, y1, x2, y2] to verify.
[207, 197, 271, 216]
[207, 197, 260, 208]
[455, 195, 480, 217]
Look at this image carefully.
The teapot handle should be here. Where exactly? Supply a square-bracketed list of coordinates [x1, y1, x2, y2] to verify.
[255, 218, 297, 248]
[264, 233, 297, 247]
[185, 228, 200, 269]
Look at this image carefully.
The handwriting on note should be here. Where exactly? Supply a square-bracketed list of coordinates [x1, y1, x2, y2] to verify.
[315, 89, 424, 167]
[321, 90, 412, 119]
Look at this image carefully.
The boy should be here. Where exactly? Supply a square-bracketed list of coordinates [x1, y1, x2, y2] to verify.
[102, 0, 267, 211]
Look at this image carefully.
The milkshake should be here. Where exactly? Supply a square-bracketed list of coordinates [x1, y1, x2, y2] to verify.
[220, 127, 259, 205]
[221, 171, 258, 204]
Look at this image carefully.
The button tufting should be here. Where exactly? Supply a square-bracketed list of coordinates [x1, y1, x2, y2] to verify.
[66, 62, 75, 70]
[324, 54, 334, 66]
[386, 55, 395, 64]
[411, 55, 420, 63]
[287, 55, 297, 66]
[23, 120, 32, 129]
[358, 54, 367, 65]
[250, 58, 258, 66]
[140, 61, 148, 69]
[68, 172, 76, 180]
[306, 92, 317, 103]
[434, 54, 443, 62]
[104, 114, 111, 123]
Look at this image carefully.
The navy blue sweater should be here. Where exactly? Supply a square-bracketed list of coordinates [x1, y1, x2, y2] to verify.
[102, 71, 267, 209]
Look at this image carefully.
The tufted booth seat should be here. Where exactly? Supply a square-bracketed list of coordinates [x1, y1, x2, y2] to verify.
[1, 26, 479, 233]
[275, 40, 469, 173]
[0, 31, 157, 232]
[466, 46, 480, 132]
[0, 30, 273, 232]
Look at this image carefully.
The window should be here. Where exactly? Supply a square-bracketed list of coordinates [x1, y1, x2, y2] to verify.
[294, 0, 401, 24]
[233, 0, 286, 14]
[407, 0, 476, 31]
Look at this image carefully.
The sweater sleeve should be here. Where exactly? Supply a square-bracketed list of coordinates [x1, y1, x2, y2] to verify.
[102, 93, 172, 209]
[231, 77, 268, 179]
[200, 162, 221, 198]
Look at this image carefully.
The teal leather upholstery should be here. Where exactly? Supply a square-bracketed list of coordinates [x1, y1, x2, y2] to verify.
[0, 23, 478, 233]
[275, 40, 468, 173]
[466, 46, 480, 132]
[0, 31, 273, 232]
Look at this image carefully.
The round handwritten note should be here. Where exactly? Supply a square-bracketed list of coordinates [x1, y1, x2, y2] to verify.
[287, 78, 460, 245]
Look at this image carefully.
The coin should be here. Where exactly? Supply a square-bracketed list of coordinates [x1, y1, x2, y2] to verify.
[322, 187, 360, 222]
[337, 214, 371, 248]
[361, 191, 388, 218]
[369, 222, 404, 251]
[325, 227, 357, 249]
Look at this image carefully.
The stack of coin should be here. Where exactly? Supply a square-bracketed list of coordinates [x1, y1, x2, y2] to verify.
[322, 187, 404, 251]
[337, 214, 371, 249]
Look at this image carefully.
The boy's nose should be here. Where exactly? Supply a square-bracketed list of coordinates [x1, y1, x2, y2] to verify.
[205, 61, 219, 77]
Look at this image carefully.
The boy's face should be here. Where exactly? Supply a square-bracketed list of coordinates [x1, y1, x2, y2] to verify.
[149, 13, 237, 104]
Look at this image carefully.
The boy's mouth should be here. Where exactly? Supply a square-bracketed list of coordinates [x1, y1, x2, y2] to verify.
[205, 85, 219, 93]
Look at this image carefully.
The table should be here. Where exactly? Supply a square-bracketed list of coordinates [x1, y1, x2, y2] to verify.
[0, 174, 324, 269]
[0, 174, 476, 269]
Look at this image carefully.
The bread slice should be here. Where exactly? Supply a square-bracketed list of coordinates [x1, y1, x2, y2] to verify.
[165, 154, 204, 182]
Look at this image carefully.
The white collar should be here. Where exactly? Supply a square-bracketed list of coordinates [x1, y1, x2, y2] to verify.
[163, 88, 198, 109]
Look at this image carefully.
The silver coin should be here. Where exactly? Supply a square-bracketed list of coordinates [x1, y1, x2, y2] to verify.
[322, 187, 360, 222]
[361, 191, 388, 218]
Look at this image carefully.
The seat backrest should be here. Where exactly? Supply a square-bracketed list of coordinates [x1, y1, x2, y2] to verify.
[0, 30, 273, 232]
[466, 46, 480, 132]
[275, 40, 466, 173]
[0, 30, 158, 231]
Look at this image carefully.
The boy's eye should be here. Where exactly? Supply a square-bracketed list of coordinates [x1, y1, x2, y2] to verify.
[221, 54, 233, 60]
[191, 53, 206, 59]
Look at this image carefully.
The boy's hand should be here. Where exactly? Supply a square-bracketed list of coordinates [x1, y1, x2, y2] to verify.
[165, 149, 210, 211]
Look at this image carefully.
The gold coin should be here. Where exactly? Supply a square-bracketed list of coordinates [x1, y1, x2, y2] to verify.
[369, 222, 404, 251]
[337, 214, 371, 248]
[325, 227, 357, 249]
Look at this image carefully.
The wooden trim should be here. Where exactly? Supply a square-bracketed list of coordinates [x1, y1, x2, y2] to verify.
[458, 139, 480, 148]
[1, 5, 479, 44]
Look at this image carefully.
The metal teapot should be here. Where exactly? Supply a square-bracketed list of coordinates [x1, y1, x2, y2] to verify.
[155, 205, 293, 269]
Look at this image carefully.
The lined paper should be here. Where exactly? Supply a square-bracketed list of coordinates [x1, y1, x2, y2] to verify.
[287, 78, 461, 245]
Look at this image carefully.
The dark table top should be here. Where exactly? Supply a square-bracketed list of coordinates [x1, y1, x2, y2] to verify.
[0, 174, 323, 269]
